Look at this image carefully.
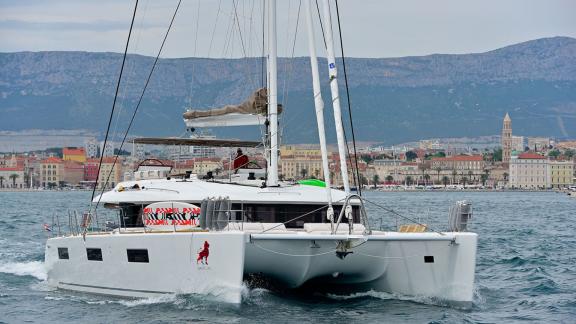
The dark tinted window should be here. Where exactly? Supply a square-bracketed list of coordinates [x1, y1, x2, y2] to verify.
[58, 247, 69, 260]
[424, 255, 435, 263]
[86, 248, 103, 261]
[238, 204, 360, 228]
[127, 249, 149, 263]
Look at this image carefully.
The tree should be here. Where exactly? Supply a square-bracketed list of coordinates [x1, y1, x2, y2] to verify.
[405, 176, 413, 186]
[442, 176, 450, 187]
[467, 170, 474, 184]
[435, 167, 442, 183]
[565, 149, 575, 158]
[372, 174, 380, 188]
[451, 169, 458, 185]
[9, 174, 19, 188]
[418, 162, 430, 185]
[405, 151, 418, 161]
[493, 148, 503, 162]
[548, 149, 561, 159]
[300, 168, 308, 179]
[424, 174, 431, 185]
[481, 173, 489, 186]
[0, 176, 4, 188]
[503, 172, 509, 181]
[461, 176, 468, 188]
[385, 175, 394, 183]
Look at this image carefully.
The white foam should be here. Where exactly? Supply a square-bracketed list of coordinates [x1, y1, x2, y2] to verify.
[0, 261, 47, 280]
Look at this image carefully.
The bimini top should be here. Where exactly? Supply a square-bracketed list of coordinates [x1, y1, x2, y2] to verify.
[182, 88, 282, 127]
[94, 178, 348, 206]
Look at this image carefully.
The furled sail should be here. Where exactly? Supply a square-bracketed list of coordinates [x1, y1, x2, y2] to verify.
[183, 88, 282, 127]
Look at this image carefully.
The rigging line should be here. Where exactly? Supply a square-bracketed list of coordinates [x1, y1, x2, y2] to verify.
[334, 0, 362, 196]
[112, 0, 150, 147]
[207, 0, 222, 57]
[93, 0, 183, 211]
[261, 0, 266, 88]
[279, 0, 302, 134]
[89, 0, 139, 207]
[232, 0, 257, 90]
[314, 0, 327, 49]
[232, 0, 248, 58]
[361, 198, 445, 236]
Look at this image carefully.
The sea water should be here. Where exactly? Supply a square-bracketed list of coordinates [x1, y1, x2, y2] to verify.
[0, 191, 574, 323]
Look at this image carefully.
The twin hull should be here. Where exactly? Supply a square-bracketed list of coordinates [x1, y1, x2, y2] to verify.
[45, 231, 477, 304]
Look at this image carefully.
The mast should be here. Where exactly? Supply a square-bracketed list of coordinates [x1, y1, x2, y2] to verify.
[320, 0, 350, 194]
[266, 0, 279, 186]
[305, 0, 332, 206]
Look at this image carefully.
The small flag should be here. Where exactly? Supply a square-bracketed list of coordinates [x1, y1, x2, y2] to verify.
[43, 224, 52, 232]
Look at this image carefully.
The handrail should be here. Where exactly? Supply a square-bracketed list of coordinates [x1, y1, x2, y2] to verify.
[333, 194, 371, 235]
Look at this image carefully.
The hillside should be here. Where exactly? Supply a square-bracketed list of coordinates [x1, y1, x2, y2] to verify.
[1, 36, 575, 144]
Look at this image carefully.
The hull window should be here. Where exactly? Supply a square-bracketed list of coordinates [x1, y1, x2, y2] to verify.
[424, 256, 435, 263]
[86, 248, 103, 261]
[58, 247, 69, 260]
[127, 249, 149, 263]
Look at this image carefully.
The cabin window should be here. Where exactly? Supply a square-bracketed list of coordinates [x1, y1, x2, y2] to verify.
[237, 204, 360, 228]
[58, 247, 69, 260]
[127, 249, 149, 263]
[424, 256, 435, 263]
[86, 248, 103, 261]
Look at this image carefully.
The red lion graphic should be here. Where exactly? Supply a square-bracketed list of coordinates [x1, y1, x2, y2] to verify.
[197, 241, 210, 265]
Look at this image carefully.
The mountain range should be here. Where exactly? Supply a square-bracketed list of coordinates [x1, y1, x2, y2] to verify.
[1, 36, 575, 144]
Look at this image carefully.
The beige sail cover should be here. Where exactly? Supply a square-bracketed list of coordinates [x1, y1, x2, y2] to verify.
[183, 88, 282, 120]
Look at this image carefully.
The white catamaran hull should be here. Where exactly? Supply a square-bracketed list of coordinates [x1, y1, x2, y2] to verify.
[45, 231, 476, 305]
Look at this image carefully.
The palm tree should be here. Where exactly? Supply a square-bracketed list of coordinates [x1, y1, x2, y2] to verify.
[300, 168, 308, 179]
[405, 176, 413, 186]
[442, 176, 450, 188]
[481, 173, 489, 186]
[9, 174, 19, 188]
[0, 176, 4, 188]
[435, 167, 442, 184]
[372, 174, 380, 188]
[385, 175, 394, 184]
[451, 169, 458, 185]
[424, 174, 431, 185]
[467, 170, 474, 184]
[461, 176, 468, 188]
[503, 172, 509, 181]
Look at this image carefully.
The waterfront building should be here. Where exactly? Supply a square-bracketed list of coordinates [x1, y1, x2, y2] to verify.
[509, 152, 550, 189]
[280, 146, 323, 181]
[501, 113, 512, 164]
[62, 147, 87, 163]
[0, 166, 25, 189]
[549, 160, 574, 188]
[40, 157, 64, 188]
[84, 158, 123, 189]
[63, 161, 85, 186]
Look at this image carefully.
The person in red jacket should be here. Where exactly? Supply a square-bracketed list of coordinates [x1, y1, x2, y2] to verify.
[233, 148, 249, 172]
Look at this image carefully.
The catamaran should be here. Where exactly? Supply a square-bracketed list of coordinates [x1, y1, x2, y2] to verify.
[44, 0, 477, 306]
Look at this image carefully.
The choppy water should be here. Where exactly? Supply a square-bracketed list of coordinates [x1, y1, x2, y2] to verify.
[0, 191, 574, 323]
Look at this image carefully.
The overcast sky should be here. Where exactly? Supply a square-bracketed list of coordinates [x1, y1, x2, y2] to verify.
[1, 0, 575, 58]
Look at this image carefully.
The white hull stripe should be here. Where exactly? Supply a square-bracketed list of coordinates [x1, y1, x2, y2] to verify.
[59, 282, 171, 294]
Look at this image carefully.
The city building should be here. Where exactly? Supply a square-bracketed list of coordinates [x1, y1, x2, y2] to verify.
[549, 160, 574, 189]
[0, 166, 25, 189]
[63, 161, 85, 186]
[84, 158, 123, 189]
[63, 147, 87, 163]
[527, 137, 551, 152]
[41, 157, 64, 188]
[101, 142, 115, 157]
[501, 113, 512, 164]
[511, 136, 525, 152]
[85, 138, 99, 158]
[509, 152, 550, 189]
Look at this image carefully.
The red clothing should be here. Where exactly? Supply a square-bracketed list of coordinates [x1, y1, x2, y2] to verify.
[233, 154, 249, 169]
